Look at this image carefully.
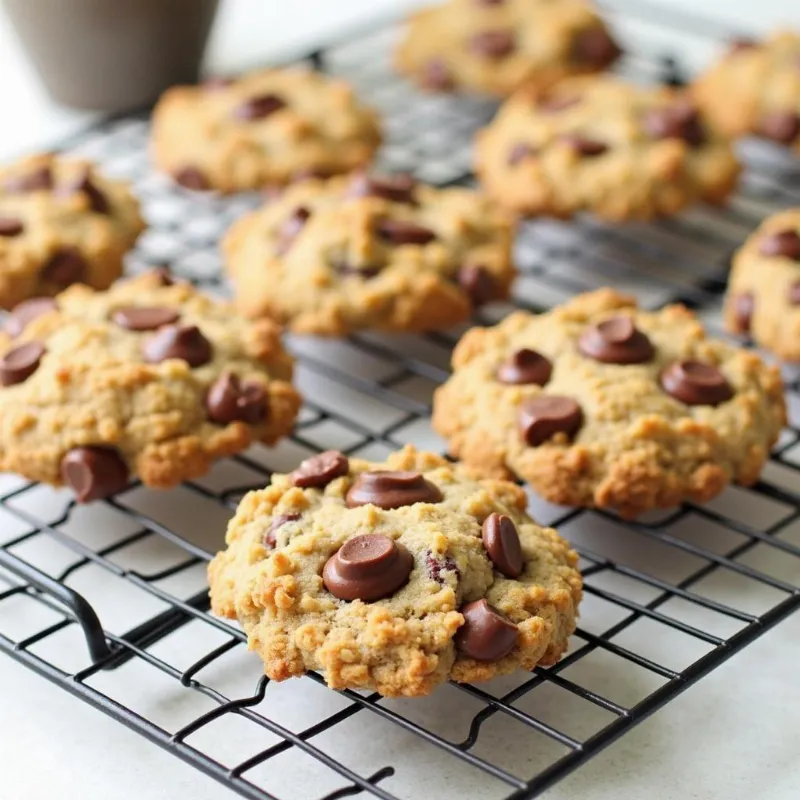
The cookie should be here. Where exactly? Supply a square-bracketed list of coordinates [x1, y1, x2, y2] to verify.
[474, 75, 740, 221]
[724, 209, 800, 362]
[432, 290, 786, 518]
[222, 173, 515, 335]
[0, 270, 301, 501]
[151, 68, 381, 193]
[208, 445, 582, 697]
[0, 153, 144, 310]
[396, 0, 621, 97]
[692, 31, 800, 151]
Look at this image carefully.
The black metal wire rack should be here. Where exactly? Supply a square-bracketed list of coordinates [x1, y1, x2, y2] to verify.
[1, 1, 800, 798]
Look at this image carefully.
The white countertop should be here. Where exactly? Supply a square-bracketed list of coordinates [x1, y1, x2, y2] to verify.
[1, 2, 800, 800]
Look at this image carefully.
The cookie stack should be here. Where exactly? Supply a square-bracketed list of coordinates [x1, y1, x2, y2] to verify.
[0, 2, 796, 697]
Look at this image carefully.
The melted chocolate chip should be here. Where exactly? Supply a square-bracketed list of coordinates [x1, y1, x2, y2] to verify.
[3, 165, 52, 193]
[111, 306, 180, 331]
[508, 142, 537, 166]
[758, 111, 800, 145]
[732, 292, 754, 332]
[496, 348, 552, 386]
[60, 446, 129, 503]
[41, 247, 86, 287]
[234, 93, 286, 121]
[482, 513, 523, 578]
[561, 134, 608, 157]
[323, 534, 414, 602]
[458, 265, 496, 306]
[56, 169, 109, 214]
[660, 360, 733, 406]
[470, 29, 515, 59]
[454, 599, 517, 661]
[277, 206, 311, 254]
[290, 450, 349, 489]
[642, 102, 705, 147]
[265, 512, 301, 549]
[4, 297, 57, 338]
[348, 173, 417, 204]
[538, 94, 581, 113]
[142, 324, 212, 367]
[425, 552, 459, 584]
[152, 266, 178, 286]
[346, 471, 443, 510]
[0, 341, 46, 386]
[0, 217, 24, 237]
[206, 373, 268, 425]
[759, 229, 800, 260]
[335, 262, 382, 279]
[578, 316, 655, 364]
[423, 59, 455, 91]
[789, 281, 800, 306]
[571, 27, 622, 68]
[376, 218, 436, 245]
[174, 167, 210, 191]
[518, 396, 583, 446]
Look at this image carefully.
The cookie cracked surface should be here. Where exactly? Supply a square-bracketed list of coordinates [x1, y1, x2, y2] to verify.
[475, 75, 740, 221]
[396, 0, 621, 97]
[0, 153, 144, 309]
[432, 290, 786, 518]
[151, 68, 381, 193]
[223, 173, 515, 335]
[208, 446, 581, 697]
[0, 270, 301, 500]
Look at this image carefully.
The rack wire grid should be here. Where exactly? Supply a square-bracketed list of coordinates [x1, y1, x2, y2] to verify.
[1, 1, 800, 799]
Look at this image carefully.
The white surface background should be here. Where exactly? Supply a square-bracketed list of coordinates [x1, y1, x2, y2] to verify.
[1, 2, 800, 800]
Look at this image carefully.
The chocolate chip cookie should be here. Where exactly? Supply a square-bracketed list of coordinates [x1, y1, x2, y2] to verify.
[475, 75, 740, 221]
[208, 445, 582, 697]
[0, 270, 300, 501]
[432, 289, 785, 518]
[725, 209, 800, 362]
[0, 153, 144, 310]
[222, 173, 515, 335]
[151, 68, 381, 193]
[396, 0, 621, 97]
[692, 31, 800, 151]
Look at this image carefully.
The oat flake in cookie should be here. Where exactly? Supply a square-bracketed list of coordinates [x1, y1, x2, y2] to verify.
[208, 446, 582, 697]
[433, 289, 786, 518]
[0, 270, 301, 501]
[475, 75, 740, 221]
[0, 153, 144, 309]
[222, 173, 515, 335]
[151, 68, 381, 193]
[396, 0, 621, 97]
[724, 208, 800, 362]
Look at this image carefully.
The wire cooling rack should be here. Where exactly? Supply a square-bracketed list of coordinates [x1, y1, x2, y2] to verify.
[1, 2, 800, 798]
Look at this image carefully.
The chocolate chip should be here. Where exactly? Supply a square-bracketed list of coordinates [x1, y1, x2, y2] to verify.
[454, 599, 517, 661]
[265, 512, 301, 549]
[346, 470, 443, 510]
[335, 262, 382, 279]
[496, 348, 552, 386]
[507, 143, 536, 166]
[758, 111, 800, 145]
[423, 59, 455, 91]
[348, 173, 417, 204]
[561, 134, 608, 157]
[323, 533, 414, 602]
[206, 373, 268, 425]
[642, 102, 705, 147]
[41, 247, 86, 287]
[292, 167, 336, 183]
[234, 93, 286, 121]
[538, 95, 581, 113]
[425, 552, 459, 584]
[571, 27, 622, 68]
[458, 265, 496, 306]
[376, 218, 436, 245]
[660, 360, 733, 406]
[174, 167, 210, 191]
[0, 341, 46, 386]
[277, 206, 311, 254]
[152, 266, 177, 286]
[60, 446, 129, 503]
[482, 513, 523, 578]
[0, 217, 24, 237]
[56, 169, 109, 214]
[4, 297, 57, 338]
[142, 324, 212, 367]
[475, 0, 505, 4]
[470, 29, 515, 59]
[111, 306, 180, 331]
[3, 165, 52, 193]
[759, 229, 800, 259]
[789, 281, 800, 306]
[729, 38, 757, 54]
[578, 316, 655, 364]
[732, 292, 754, 332]
[290, 450, 349, 489]
[203, 76, 234, 90]
[518, 396, 583, 446]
